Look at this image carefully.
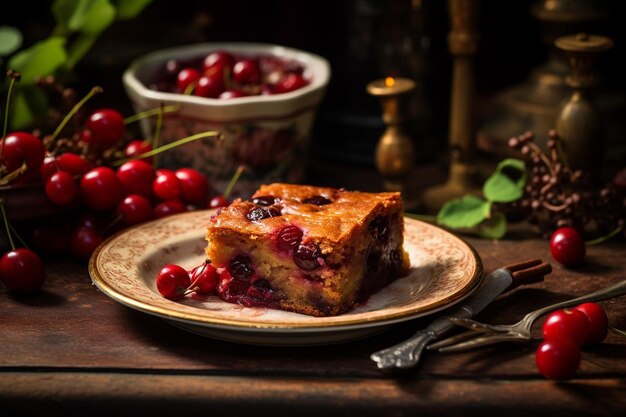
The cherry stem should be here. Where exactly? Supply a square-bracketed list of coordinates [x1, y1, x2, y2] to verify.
[223, 166, 245, 199]
[585, 224, 623, 246]
[102, 213, 123, 235]
[8, 222, 28, 249]
[0, 162, 27, 185]
[151, 103, 165, 166]
[188, 259, 210, 289]
[183, 83, 195, 96]
[1, 70, 21, 162]
[49, 86, 103, 144]
[610, 326, 626, 339]
[123, 104, 180, 125]
[0, 202, 15, 250]
[111, 130, 221, 167]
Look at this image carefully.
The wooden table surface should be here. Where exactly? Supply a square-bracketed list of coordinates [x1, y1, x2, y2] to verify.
[2, 218, 625, 416]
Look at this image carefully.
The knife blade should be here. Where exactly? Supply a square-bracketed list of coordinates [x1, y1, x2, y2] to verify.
[370, 259, 550, 369]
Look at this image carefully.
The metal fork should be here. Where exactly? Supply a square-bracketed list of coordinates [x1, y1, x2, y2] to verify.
[428, 279, 626, 352]
[370, 259, 550, 369]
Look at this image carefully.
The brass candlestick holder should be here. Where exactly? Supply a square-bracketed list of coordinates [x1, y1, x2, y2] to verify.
[554, 33, 613, 175]
[366, 76, 416, 197]
[421, 0, 482, 212]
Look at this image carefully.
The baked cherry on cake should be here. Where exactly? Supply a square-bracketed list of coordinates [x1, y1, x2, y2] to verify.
[205, 183, 410, 317]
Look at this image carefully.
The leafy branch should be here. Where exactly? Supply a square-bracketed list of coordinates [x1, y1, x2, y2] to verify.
[0, 0, 153, 130]
[430, 158, 527, 239]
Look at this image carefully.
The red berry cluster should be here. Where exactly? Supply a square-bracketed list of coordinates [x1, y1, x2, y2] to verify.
[535, 302, 609, 380]
[156, 260, 225, 300]
[0, 98, 230, 294]
[151, 50, 310, 99]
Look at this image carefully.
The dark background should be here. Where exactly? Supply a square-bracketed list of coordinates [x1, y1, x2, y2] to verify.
[3, 0, 625, 172]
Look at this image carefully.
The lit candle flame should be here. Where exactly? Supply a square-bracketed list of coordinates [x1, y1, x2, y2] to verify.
[385, 77, 395, 87]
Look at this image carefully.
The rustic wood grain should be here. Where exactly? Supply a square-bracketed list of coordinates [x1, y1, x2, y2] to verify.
[1, 233, 625, 416]
[1, 373, 625, 417]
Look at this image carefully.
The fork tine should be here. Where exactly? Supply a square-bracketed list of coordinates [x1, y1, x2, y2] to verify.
[448, 317, 496, 331]
[426, 329, 483, 350]
[435, 333, 524, 352]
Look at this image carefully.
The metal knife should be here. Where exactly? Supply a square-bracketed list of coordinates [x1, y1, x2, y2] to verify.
[370, 259, 551, 369]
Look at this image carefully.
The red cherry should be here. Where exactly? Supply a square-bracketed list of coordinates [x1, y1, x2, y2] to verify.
[116, 194, 153, 226]
[535, 336, 581, 380]
[45, 171, 78, 205]
[56, 153, 93, 176]
[80, 167, 124, 211]
[208, 195, 230, 209]
[188, 261, 218, 295]
[156, 264, 190, 299]
[574, 302, 609, 345]
[549, 227, 586, 266]
[274, 225, 304, 252]
[153, 199, 187, 218]
[273, 73, 308, 94]
[40, 153, 93, 182]
[69, 226, 103, 260]
[153, 169, 181, 200]
[194, 75, 224, 98]
[80, 129, 93, 144]
[217, 268, 233, 294]
[0, 132, 46, 177]
[85, 109, 126, 149]
[116, 159, 155, 199]
[203, 51, 234, 73]
[176, 67, 201, 92]
[124, 140, 153, 163]
[40, 156, 58, 181]
[232, 59, 261, 84]
[174, 168, 208, 204]
[542, 308, 591, 346]
[0, 248, 45, 293]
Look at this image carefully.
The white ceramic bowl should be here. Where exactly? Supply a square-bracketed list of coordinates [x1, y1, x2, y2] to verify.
[122, 42, 331, 198]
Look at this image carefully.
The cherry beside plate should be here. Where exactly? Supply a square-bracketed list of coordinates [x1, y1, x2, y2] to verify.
[89, 210, 482, 346]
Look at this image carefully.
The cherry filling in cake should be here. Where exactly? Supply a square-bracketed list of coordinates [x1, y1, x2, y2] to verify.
[205, 183, 409, 317]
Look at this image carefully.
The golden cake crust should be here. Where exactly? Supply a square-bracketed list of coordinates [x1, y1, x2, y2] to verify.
[208, 183, 402, 245]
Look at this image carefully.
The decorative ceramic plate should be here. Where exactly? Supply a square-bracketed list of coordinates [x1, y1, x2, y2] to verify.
[89, 210, 483, 346]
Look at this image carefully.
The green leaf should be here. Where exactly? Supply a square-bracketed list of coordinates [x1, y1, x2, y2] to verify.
[113, 0, 154, 19]
[53, 0, 89, 29]
[475, 212, 507, 239]
[436, 195, 491, 229]
[0, 26, 23, 56]
[483, 158, 527, 203]
[9, 87, 49, 130]
[79, 0, 116, 34]
[66, 33, 98, 68]
[53, 0, 115, 34]
[8, 37, 68, 84]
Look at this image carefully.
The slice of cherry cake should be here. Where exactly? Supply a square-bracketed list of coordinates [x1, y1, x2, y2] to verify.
[205, 183, 409, 317]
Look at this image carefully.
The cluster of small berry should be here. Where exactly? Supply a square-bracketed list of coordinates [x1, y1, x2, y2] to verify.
[505, 130, 625, 240]
[0, 71, 231, 295]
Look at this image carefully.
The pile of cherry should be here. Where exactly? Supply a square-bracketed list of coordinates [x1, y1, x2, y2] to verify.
[151, 50, 310, 99]
[536, 302, 609, 380]
[0, 107, 229, 294]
